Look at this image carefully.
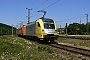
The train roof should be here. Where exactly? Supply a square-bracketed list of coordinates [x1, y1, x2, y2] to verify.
[39, 18, 54, 21]
[25, 18, 54, 26]
[26, 22, 35, 26]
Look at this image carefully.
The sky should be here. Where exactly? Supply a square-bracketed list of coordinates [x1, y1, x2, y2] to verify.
[0, 0, 90, 28]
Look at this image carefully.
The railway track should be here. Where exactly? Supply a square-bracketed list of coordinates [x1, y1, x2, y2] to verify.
[59, 35, 90, 40]
[48, 42, 90, 57]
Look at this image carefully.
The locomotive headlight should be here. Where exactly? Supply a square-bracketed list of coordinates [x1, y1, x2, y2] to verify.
[42, 30, 45, 33]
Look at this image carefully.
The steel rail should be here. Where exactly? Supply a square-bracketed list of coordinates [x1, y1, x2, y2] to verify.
[48, 43, 90, 57]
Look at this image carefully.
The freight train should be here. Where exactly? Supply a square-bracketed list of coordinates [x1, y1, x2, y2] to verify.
[17, 17, 59, 42]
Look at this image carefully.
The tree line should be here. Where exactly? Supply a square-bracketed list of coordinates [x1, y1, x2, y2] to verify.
[58, 22, 90, 35]
[0, 23, 16, 35]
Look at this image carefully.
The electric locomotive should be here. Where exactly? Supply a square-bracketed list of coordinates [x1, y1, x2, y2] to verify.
[26, 17, 59, 41]
[17, 10, 59, 42]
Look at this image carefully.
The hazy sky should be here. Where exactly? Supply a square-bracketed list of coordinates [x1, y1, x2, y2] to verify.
[0, 0, 90, 28]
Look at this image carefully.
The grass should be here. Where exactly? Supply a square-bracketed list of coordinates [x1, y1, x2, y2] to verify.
[55, 37, 90, 47]
[0, 35, 67, 60]
[38, 45, 54, 53]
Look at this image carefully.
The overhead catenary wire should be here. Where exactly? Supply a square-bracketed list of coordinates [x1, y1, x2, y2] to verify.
[27, 0, 39, 8]
[31, 0, 48, 17]
[32, 0, 48, 10]
[56, 16, 86, 28]
[54, 9, 90, 28]
[43, 0, 60, 10]
[31, 0, 60, 18]
[56, 16, 86, 23]
[55, 10, 90, 23]
[26, 0, 48, 19]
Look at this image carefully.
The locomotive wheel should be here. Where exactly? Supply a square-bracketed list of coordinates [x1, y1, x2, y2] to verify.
[49, 39, 55, 44]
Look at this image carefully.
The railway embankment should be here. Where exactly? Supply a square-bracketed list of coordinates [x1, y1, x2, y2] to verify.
[0, 35, 57, 60]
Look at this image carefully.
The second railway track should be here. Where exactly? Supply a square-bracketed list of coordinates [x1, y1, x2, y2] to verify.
[47, 42, 90, 57]
[59, 35, 90, 40]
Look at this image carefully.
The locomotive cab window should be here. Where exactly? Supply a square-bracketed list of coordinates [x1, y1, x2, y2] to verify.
[49, 21, 55, 29]
[43, 20, 55, 29]
[37, 22, 40, 27]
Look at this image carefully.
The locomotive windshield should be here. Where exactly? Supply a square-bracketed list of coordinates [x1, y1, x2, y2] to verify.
[43, 20, 55, 29]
